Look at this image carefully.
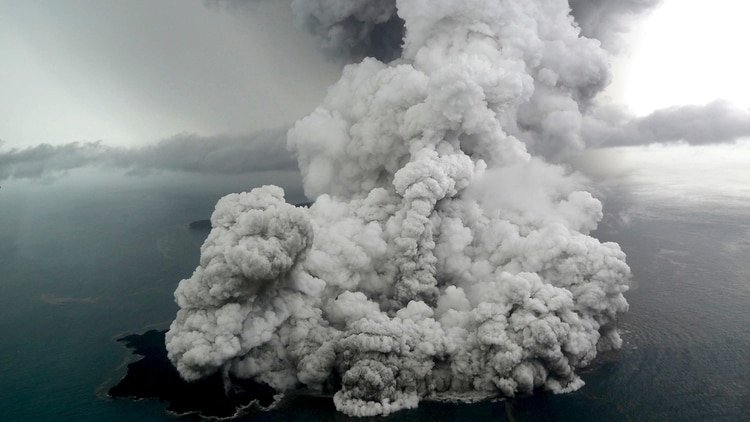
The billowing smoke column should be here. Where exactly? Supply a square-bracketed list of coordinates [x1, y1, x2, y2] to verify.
[166, 0, 630, 416]
[290, 0, 403, 61]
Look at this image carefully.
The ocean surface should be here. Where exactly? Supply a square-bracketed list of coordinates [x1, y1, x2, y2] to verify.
[0, 167, 748, 421]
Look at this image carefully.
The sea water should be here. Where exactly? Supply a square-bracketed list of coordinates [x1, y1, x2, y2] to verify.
[0, 168, 748, 421]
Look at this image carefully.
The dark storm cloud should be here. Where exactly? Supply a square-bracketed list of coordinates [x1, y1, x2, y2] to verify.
[0, 129, 294, 181]
[584, 101, 750, 147]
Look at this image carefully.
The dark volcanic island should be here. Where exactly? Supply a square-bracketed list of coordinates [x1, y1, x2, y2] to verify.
[109, 330, 276, 419]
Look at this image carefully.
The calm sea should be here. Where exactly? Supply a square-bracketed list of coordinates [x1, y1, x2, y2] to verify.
[0, 169, 748, 421]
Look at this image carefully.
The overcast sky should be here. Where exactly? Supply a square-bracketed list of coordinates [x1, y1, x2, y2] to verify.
[1, 0, 749, 179]
[0, 0, 340, 147]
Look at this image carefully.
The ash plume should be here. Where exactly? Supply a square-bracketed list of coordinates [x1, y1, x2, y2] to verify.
[290, 0, 404, 62]
[167, 0, 633, 416]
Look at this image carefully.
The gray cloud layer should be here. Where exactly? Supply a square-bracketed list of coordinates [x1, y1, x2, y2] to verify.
[0, 129, 293, 181]
[584, 101, 750, 147]
[6, 100, 750, 183]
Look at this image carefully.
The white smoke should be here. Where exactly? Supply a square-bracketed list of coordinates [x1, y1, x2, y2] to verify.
[167, 0, 631, 416]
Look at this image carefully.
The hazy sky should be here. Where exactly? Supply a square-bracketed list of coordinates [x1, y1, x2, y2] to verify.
[0, 0, 340, 147]
[607, 0, 750, 115]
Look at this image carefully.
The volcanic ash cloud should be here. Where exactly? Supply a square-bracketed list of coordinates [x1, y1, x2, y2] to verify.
[166, 0, 631, 416]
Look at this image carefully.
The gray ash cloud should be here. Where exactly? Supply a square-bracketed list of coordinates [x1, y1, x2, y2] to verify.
[166, 0, 637, 416]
